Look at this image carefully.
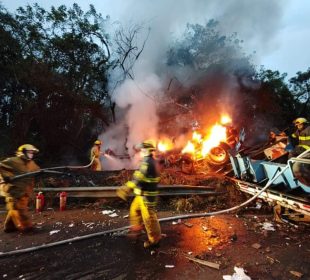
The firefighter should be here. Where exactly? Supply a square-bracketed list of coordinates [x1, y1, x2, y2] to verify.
[90, 140, 104, 171]
[289, 118, 310, 185]
[0, 144, 40, 233]
[290, 117, 310, 157]
[116, 140, 161, 249]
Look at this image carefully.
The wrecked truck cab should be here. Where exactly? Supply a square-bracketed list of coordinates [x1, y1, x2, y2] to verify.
[229, 149, 310, 193]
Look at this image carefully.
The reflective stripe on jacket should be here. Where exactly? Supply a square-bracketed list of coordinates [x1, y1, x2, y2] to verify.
[128, 155, 160, 198]
[291, 125, 310, 150]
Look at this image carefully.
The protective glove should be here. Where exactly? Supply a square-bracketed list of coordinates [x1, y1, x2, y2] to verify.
[285, 143, 294, 152]
[116, 185, 132, 201]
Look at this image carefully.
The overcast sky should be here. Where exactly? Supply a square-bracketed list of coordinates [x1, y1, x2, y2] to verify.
[1, 0, 309, 79]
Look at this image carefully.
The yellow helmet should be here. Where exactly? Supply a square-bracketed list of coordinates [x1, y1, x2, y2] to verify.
[16, 144, 39, 158]
[94, 140, 102, 145]
[293, 118, 308, 125]
[135, 140, 156, 151]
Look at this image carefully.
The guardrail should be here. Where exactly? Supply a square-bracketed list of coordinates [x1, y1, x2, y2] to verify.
[34, 185, 225, 198]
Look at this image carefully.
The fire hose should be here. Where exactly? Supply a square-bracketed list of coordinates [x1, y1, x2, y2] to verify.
[0, 150, 308, 258]
[0, 157, 96, 185]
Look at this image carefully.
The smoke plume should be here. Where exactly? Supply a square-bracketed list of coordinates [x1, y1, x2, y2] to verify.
[100, 0, 287, 169]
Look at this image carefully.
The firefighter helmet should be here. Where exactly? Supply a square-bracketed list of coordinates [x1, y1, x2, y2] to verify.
[293, 118, 308, 125]
[94, 140, 102, 145]
[16, 144, 39, 159]
[135, 140, 156, 151]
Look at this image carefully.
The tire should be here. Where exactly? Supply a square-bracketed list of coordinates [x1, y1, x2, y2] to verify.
[205, 142, 231, 167]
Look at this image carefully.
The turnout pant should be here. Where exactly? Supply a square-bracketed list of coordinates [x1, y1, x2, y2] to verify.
[91, 158, 102, 171]
[129, 196, 161, 244]
[4, 195, 32, 232]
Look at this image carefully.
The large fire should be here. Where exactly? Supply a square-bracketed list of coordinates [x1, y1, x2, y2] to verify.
[201, 124, 227, 157]
[157, 114, 232, 160]
[220, 115, 232, 125]
[157, 139, 174, 152]
[182, 123, 227, 160]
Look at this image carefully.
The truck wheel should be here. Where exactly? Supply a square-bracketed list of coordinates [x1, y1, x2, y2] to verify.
[206, 142, 231, 167]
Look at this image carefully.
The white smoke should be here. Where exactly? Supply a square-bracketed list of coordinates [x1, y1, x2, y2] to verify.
[112, 71, 163, 150]
[99, 0, 288, 169]
[100, 62, 163, 169]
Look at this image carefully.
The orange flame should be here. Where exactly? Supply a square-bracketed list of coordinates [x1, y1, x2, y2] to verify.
[220, 114, 232, 125]
[160, 114, 231, 160]
[157, 140, 173, 152]
[201, 124, 227, 157]
[180, 115, 230, 159]
[181, 141, 196, 154]
[192, 131, 202, 143]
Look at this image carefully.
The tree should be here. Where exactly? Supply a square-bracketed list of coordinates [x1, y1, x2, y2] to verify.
[167, 20, 253, 76]
[162, 20, 255, 133]
[108, 22, 151, 122]
[289, 68, 310, 118]
[0, 4, 111, 162]
[254, 69, 297, 129]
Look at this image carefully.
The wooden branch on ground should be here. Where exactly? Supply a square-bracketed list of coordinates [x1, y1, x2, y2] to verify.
[185, 255, 220, 270]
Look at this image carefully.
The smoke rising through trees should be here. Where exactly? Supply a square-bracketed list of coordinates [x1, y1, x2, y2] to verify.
[0, 2, 309, 166]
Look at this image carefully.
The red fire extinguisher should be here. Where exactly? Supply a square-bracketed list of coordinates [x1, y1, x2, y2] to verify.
[59, 192, 67, 211]
[36, 192, 44, 212]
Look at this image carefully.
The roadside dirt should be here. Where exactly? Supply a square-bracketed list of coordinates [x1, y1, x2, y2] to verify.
[0, 202, 309, 280]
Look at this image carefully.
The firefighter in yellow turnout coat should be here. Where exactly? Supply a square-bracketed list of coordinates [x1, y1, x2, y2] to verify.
[290, 118, 310, 186]
[117, 141, 161, 248]
[291, 118, 310, 156]
[0, 144, 40, 232]
[90, 140, 103, 171]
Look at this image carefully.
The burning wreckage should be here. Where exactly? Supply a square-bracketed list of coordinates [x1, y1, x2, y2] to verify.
[33, 114, 309, 223]
[156, 115, 239, 173]
[155, 116, 309, 223]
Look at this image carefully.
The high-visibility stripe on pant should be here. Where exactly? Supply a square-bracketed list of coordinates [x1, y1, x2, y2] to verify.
[129, 196, 161, 244]
[4, 196, 32, 231]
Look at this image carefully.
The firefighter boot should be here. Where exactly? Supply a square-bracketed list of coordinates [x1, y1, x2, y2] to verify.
[144, 240, 160, 249]
[3, 216, 17, 233]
